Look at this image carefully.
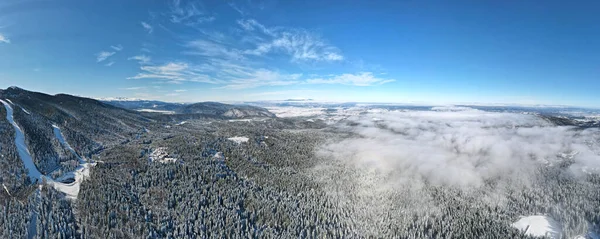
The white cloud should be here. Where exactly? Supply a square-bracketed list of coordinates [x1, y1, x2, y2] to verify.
[219, 69, 302, 89]
[110, 44, 123, 51]
[105, 61, 115, 66]
[238, 19, 343, 62]
[141, 21, 153, 33]
[0, 34, 9, 43]
[184, 39, 244, 60]
[236, 19, 273, 35]
[174, 89, 187, 92]
[96, 51, 115, 62]
[127, 62, 223, 84]
[169, 0, 215, 25]
[306, 72, 394, 86]
[228, 2, 246, 16]
[128, 55, 151, 64]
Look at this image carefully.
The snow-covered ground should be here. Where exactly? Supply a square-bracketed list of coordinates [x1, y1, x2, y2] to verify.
[228, 136, 249, 144]
[228, 119, 253, 122]
[137, 109, 176, 114]
[175, 121, 187, 125]
[512, 215, 562, 239]
[149, 147, 178, 163]
[213, 152, 226, 161]
[1, 99, 93, 200]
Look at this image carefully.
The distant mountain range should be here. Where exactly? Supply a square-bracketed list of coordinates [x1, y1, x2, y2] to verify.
[102, 98, 275, 118]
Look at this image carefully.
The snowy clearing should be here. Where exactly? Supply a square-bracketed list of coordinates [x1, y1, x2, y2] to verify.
[213, 152, 226, 161]
[149, 147, 178, 163]
[175, 121, 187, 125]
[512, 215, 562, 239]
[228, 136, 249, 144]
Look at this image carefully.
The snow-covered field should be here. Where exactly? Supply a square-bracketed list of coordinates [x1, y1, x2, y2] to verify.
[228, 136, 249, 144]
[512, 215, 562, 239]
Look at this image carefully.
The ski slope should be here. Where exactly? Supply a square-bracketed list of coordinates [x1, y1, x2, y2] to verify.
[1, 99, 93, 199]
[1, 99, 43, 181]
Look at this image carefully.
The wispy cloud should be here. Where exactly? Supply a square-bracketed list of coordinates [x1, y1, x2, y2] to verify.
[238, 19, 343, 62]
[169, 0, 215, 26]
[174, 89, 187, 92]
[105, 61, 115, 66]
[228, 2, 246, 16]
[306, 72, 394, 86]
[0, 34, 10, 43]
[141, 21, 153, 33]
[96, 51, 116, 62]
[184, 39, 244, 60]
[128, 55, 151, 64]
[128, 62, 223, 84]
[126, 6, 387, 91]
[219, 70, 302, 89]
[110, 44, 123, 51]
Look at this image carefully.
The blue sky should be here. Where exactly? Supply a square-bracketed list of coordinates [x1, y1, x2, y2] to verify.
[0, 0, 599, 107]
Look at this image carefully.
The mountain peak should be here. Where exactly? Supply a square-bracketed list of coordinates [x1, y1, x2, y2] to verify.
[7, 86, 24, 91]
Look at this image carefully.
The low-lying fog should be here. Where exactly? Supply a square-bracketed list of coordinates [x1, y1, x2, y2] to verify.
[309, 106, 600, 237]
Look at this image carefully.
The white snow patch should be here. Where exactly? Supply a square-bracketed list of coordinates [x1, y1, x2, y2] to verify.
[512, 215, 562, 239]
[22, 108, 30, 114]
[175, 121, 187, 126]
[213, 152, 226, 161]
[2, 183, 11, 196]
[228, 136, 249, 144]
[137, 109, 175, 114]
[228, 119, 253, 122]
[149, 147, 178, 163]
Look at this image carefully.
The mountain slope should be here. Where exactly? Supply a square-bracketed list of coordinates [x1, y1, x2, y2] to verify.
[0, 87, 151, 179]
[103, 98, 276, 119]
[177, 102, 275, 118]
